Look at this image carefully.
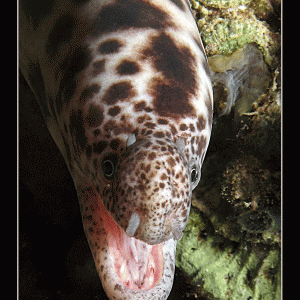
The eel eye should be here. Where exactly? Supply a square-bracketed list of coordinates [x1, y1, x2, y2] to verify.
[191, 166, 198, 183]
[190, 163, 201, 190]
[102, 160, 114, 178]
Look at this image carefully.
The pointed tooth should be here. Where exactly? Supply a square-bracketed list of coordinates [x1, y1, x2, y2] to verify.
[130, 238, 139, 263]
[120, 261, 126, 274]
[126, 212, 140, 237]
[127, 133, 136, 147]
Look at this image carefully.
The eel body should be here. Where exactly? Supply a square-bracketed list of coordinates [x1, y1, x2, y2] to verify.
[20, 0, 213, 298]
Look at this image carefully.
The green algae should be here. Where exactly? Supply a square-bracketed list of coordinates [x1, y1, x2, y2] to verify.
[176, 208, 281, 300]
[190, 0, 280, 68]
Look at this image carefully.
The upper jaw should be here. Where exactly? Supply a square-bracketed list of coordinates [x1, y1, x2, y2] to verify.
[84, 195, 177, 300]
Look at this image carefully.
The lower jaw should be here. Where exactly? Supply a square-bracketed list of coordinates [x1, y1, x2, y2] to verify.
[98, 199, 164, 290]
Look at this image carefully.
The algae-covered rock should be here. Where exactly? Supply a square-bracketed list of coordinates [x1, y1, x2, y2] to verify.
[190, 0, 280, 68]
[208, 44, 271, 118]
[176, 208, 281, 300]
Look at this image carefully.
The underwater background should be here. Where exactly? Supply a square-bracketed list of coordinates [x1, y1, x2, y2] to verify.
[19, 0, 281, 299]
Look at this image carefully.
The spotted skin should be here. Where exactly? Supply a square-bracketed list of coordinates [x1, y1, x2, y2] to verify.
[20, 0, 213, 299]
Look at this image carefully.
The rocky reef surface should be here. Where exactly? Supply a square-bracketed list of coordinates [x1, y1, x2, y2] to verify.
[175, 1, 281, 299]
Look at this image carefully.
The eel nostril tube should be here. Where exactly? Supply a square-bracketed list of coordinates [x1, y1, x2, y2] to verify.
[126, 212, 140, 237]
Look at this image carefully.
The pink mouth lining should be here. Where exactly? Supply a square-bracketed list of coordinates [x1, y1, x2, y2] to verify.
[98, 200, 164, 290]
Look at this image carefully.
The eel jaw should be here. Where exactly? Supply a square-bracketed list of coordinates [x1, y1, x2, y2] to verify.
[85, 195, 176, 299]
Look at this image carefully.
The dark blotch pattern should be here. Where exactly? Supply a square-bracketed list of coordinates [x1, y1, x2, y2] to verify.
[134, 101, 152, 112]
[92, 0, 172, 37]
[151, 81, 196, 118]
[103, 81, 135, 105]
[85, 104, 104, 127]
[93, 140, 108, 154]
[197, 116, 206, 131]
[117, 60, 140, 75]
[144, 32, 197, 94]
[79, 84, 100, 104]
[108, 106, 121, 116]
[98, 39, 123, 54]
[144, 33, 197, 118]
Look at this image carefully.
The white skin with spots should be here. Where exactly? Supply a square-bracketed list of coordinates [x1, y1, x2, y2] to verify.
[20, 0, 213, 299]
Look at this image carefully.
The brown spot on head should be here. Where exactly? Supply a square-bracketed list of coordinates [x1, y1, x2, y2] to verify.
[189, 124, 195, 132]
[85, 104, 104, 127]
[154, 131, 165, 138]
[159, 182, 165, 188]
[144, 32, 197, 94]
[148, 152, 156, 160]
[92, 0, 173, 37]
[160, 173, 167, 181]
[79, 84, 101, 104]
[108, 105, 121, 116]
[145, 122, 156, 129]
[134, 101, 152, 112]
[167, 157, 176, 168]
[197, 116, 206, 131]
[114, 284, 122, 291]
[180, 123, 188, 131]
[158, 118, 168, 125]
[151, 81, 196, 118]
[103, 81, 135, 105]
[117, 60, 140, 75]
[98, 39, 123, 54]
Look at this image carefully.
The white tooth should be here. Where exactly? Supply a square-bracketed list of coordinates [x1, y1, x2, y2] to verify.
[130, 238, 139, 263]
[126, 212, 140, 237]
[127, 133, 136, 147]
[120, 261, 126, 274]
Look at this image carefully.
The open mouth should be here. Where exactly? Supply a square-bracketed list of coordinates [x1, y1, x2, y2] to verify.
[98, 199, 164, 290]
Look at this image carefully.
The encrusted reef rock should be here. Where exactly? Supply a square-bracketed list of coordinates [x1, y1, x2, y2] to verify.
[176, 208, 281, 300]
[175, 1, 281, 299]
[209, 44, 271, 119]
[190, 0, 280, 67]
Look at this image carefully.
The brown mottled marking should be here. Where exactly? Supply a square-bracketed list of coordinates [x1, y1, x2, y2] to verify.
[144, 32, 197, 94]
[86, 104, 104, 127]
[79, 84, 101, 105]
[108, 106, 121, 116]
[197, 115, 206, 131]
[92, 0, 173, 37]
[117, 60, 140, 75]
[98, 39, 124, 54]
[151, 80, 196, 118]
[148, 152, 156, 160]
[180, 123, 188, 131]
[103, 81, 135, 105]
